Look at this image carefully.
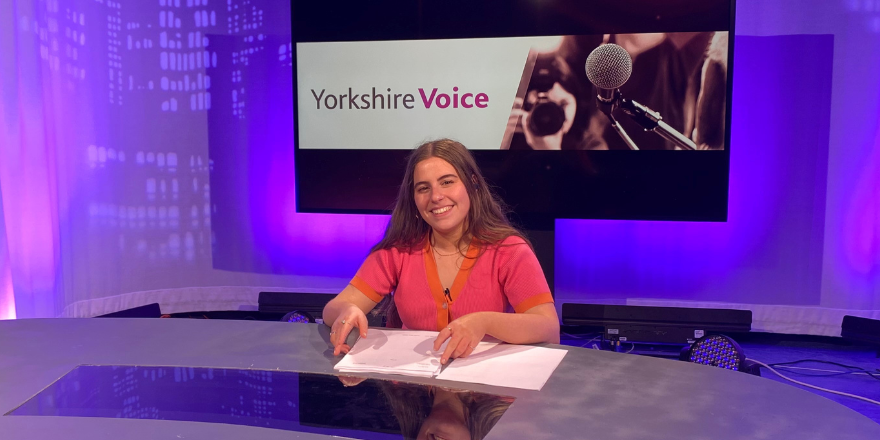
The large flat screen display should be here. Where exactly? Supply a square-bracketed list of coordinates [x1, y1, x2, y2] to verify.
[292, 0, 735, 227]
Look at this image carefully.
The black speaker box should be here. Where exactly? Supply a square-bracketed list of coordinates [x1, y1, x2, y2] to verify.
[841, 315, 880, 345]
[258, 292, 334, 320]
[561, 303, 752, 345]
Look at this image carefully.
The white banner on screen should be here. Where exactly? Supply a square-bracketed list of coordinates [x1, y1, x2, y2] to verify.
[297, 37, 547, 150]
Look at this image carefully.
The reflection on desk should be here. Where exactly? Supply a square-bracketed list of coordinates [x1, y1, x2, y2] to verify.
[2, 319, 879, 440]
[7, 365, 514, 440]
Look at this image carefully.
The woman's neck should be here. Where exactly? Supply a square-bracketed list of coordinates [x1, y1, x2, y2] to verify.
[431, 229, 469, 254]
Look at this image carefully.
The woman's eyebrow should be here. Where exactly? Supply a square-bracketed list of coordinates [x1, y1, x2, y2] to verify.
[413, 174, 458, 187]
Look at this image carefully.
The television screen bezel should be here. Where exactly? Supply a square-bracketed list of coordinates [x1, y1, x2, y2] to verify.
[290, 0, 736, 230]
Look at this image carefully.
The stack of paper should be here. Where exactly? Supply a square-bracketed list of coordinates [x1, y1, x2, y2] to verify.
[334, 328, 568, 390]
[334, 329, 462, 377]
[436, 344, 567, 390]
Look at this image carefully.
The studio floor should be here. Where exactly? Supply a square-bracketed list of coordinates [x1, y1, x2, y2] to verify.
[560, 331, 880, 425]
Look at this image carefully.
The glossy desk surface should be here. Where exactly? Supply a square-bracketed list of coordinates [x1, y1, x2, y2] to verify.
[1, 318, 878, 439]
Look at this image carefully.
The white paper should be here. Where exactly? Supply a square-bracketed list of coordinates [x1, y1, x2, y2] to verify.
[436, 344, 567, 390]
[333, 328, 562, 389]
[335, 328, 481, 378]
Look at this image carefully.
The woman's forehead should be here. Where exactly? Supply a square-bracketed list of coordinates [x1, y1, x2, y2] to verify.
[414, 157, 458, 179]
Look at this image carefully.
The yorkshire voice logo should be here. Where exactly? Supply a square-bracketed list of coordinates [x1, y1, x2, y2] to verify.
[310, 87, 489, 110]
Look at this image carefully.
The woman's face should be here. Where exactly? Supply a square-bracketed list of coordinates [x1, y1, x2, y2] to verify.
[413, 157, 471, 238]
[416, 402, 471, 440]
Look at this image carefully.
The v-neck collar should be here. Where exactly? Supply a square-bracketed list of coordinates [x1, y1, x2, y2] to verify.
[422, 238, 480, 330]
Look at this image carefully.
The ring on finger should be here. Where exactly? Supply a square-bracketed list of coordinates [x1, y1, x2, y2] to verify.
[341, 319, 347, 325]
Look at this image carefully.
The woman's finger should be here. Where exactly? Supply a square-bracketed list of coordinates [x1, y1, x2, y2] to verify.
[355, 313, 369, 338]
[338, 375, 367, 387]
[334, 343, 351, 356]
[450, 337, 471, 359]
[441, 334, 466, 364]
[334, 332, 352, 355]
[333, 318, 355, 355]
[461, 341, 479, 358]
[433, 326, 453, 351]
[329, 321, 342, 346]
[462, 341, 480, 357]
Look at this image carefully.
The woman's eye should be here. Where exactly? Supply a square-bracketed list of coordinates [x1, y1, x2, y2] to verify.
[442, 180, 453, 185]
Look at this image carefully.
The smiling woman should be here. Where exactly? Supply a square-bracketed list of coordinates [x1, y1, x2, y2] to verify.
[322, 139, 560, 363]
[413, 156, 472, 239]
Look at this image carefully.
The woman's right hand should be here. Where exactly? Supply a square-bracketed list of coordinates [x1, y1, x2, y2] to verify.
[330, 304, 369, 356]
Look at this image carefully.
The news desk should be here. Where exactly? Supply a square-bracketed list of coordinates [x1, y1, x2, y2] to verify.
[1, 318, 877, 439]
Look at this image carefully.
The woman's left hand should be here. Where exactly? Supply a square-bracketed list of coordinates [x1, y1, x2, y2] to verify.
[433, 313, 488, 364]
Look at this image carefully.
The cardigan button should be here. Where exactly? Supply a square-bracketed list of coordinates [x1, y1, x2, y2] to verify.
[441, 303, 447, 309]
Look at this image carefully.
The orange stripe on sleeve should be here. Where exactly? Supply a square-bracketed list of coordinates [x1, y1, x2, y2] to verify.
[513, 292, 554, 314]
[350, 276, 385, 303]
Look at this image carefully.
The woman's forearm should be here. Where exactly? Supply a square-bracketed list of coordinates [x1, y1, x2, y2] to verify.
[322, 284, 379, 328]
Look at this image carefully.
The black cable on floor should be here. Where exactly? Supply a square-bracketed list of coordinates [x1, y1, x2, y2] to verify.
[767, 359, 880, 381]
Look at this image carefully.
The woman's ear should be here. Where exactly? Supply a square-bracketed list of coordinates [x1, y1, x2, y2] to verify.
[471, 174, 478, 187]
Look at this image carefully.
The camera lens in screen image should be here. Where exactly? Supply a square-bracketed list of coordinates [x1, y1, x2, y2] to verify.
[503, 32, 728, 151]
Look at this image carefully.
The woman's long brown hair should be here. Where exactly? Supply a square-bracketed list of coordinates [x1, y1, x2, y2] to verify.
[377, 382, 514, 440]
[371, 138, 529, 254]
[369, 139, 530, 328]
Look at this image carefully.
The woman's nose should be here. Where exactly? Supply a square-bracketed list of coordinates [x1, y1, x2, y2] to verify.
[431, 189, 445, 202]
